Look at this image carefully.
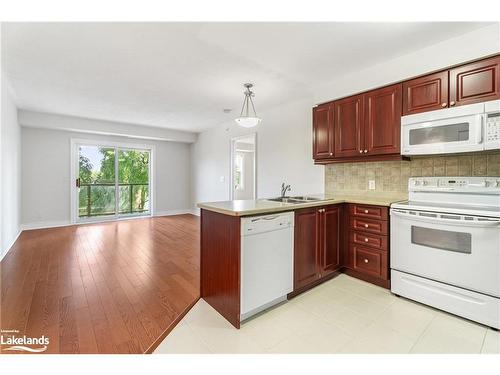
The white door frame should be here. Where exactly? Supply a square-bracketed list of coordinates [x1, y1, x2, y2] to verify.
[70, 138, 155, 224]
[229, 133, 257, 200]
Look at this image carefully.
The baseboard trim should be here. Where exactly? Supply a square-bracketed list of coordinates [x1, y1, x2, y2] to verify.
[21, 221, 73, 231]
[154, 209, 193, 217]
[1, 228, 22, 262]
[21, 209, 195, 231]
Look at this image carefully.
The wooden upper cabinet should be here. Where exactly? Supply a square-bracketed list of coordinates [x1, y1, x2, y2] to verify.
[320, 205, 340, 276]
[312, 55, 500, 163]
[449, 55, 500, 107]
[294, 208, 319, 290]
[334, 94, 364, 157]
[364, 84, 402, 156]
[403, 71, 449, 115]
[312, 104, 334, 159]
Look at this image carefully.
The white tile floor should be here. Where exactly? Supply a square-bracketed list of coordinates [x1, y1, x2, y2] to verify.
[154, 274, 500, 354]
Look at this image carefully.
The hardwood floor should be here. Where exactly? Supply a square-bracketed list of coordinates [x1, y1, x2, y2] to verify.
[0, 214, 200, 354]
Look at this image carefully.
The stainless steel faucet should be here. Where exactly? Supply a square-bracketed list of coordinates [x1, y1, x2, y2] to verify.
[281, 182, 291, 198]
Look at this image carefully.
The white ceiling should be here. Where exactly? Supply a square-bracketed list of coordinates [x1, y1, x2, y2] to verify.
[1, 22, 492, 133]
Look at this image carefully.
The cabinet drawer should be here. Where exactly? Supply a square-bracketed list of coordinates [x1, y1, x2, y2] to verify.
[352, 244, 388, 279]
[349, 204, 388, 220]
[349, 217, 388, 235]
[350, 230, 388, 251]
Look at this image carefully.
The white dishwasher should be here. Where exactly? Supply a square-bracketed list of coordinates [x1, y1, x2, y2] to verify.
[240, 211, 294, 321]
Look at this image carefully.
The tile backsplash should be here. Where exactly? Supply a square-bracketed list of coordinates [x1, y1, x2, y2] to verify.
[325, 151, 500, 194]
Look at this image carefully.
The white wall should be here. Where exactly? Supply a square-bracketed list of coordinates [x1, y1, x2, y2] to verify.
[191, 97, 324, 211]
[18, 110, 197, 143]
[1, 76, 22, 260]
[22, 127, 192, 228]
[314, 23, 500, 104]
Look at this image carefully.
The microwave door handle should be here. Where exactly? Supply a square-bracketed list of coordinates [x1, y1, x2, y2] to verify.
[477, 114, 485, 144]
[391, 210, 500, 227]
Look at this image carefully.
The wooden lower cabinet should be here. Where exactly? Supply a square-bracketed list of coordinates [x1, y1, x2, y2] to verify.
[292, 203, 390, 295]
[294, 208, 320, 290]
[293, 204, 341, 292]
[350, 244, 388, 280]
[344, 203, 390, 288]
[321, 205, 341, 276]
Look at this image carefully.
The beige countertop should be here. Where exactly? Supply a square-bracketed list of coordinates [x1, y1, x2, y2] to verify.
[197, 193, 408, 216]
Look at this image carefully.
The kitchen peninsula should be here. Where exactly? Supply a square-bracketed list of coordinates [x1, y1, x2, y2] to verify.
[198, 193, 407, 328]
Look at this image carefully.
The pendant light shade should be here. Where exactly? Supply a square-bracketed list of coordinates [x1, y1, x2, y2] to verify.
[235, 83, 261, 128]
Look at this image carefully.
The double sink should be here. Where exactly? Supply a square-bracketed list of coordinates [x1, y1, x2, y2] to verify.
[266, 196, 324, 204]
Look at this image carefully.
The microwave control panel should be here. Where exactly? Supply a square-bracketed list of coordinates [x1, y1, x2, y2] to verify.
[486, 112, 500, 149]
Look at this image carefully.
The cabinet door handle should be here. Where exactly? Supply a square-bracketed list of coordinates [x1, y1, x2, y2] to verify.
[364, 224, 369, 228]
[450, 101, 456, 106]
[441, 102, 447, 108]
[364, 259, 369, 263]
[359, 150, 363, 154]
[364, 209, 369, 214]
[329, 152, 333, 156]
[364, 149, 368, 153]
[364, 238, 369, 242]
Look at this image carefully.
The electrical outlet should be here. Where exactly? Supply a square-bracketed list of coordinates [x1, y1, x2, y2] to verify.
[368, 180, 376, 190]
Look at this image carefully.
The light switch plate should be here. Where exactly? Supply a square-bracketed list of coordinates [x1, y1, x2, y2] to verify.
[368, 180, 376, 190]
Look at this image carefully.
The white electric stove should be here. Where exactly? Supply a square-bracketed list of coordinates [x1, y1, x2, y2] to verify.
[391, 176, 500, 329]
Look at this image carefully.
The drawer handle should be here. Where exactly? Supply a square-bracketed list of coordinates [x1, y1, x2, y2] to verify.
[364, 259, 369, 263]
[364, 209, 369, 214]
[364, 224, 369, 228]
[364, 238, 369, 242]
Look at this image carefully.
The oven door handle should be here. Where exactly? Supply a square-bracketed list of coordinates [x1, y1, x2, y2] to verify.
[391, 210, 500, 227]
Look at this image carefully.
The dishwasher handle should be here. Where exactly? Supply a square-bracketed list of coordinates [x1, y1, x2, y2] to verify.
[242, 212, 294, 235]
[251, 215, 280, 222]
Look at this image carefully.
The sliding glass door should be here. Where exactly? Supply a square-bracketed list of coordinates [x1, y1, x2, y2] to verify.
[117, 149, 150, 215]
[74, 141, 152, 222]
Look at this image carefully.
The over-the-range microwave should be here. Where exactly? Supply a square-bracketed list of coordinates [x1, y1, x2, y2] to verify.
[401, 99, 500, 156]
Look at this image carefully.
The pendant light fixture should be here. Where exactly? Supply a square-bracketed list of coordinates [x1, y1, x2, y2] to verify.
[235, 83, 261, 128]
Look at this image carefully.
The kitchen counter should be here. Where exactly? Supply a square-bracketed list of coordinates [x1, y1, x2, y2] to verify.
[197, 192, 408, 216]
[200, 192, 405, 328]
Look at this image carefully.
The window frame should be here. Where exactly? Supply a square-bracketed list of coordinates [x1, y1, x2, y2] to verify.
[70, 138, 155, 224]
